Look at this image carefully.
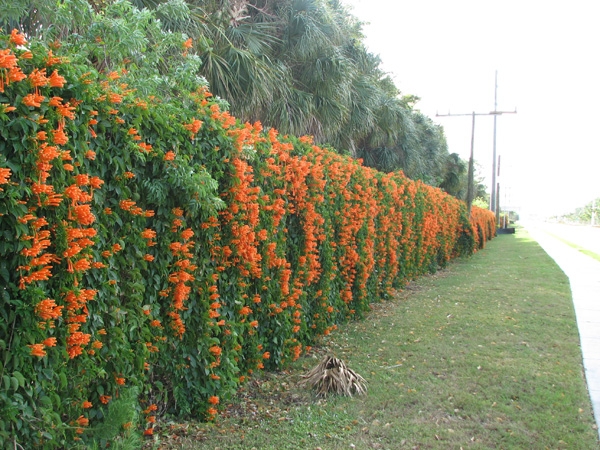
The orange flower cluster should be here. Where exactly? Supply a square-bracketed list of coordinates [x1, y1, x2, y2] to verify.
[0, 167, 10, 190]
[183, 118, 203, 137]
[141, 228, 157, 247]
[0, 43, 27, 93]
[182, 38, 193, 57]
[119, 198, 152, 216]
[35, 298, 63, 323]
[166, 211, 196, 338]
[18, 216, 57, 289]
[220, 157, 262, 278]
[62, 289, 96, 358]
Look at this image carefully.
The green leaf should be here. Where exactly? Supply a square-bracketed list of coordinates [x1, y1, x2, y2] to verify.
[12, 371, 24, 388]
[2, 375, 9, 391]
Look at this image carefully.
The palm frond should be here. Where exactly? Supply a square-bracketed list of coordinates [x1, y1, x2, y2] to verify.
[299, 355, 367, 397]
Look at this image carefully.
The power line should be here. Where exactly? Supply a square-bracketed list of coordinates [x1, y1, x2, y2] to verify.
[436, 106, 516, 217]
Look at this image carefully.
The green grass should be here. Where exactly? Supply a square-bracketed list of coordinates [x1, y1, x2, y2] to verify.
[145, 228, 600, 449]
[546, 232, 600, 262]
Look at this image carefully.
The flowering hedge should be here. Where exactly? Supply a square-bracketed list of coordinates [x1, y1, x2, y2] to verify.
[0, 31, 495, 447]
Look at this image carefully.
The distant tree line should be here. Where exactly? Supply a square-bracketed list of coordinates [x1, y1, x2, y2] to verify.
[559, 198, 599, 225]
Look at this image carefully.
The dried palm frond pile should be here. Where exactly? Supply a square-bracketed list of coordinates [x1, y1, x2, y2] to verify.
[299, 355, 367, 397]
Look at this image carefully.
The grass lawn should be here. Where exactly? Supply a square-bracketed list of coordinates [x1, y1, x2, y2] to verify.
[145, 228, 600, 449]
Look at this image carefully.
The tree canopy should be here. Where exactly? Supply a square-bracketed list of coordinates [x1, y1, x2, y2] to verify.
[1, 0, 472, 194]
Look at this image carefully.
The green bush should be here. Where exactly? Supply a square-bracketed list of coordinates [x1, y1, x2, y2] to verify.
[0, 28, 495, 448]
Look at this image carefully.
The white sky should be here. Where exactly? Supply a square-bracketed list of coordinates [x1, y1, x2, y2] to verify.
[342, 0, 600, 217]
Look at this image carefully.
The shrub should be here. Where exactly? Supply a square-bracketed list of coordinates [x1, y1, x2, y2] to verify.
[0, 30, 495, 448]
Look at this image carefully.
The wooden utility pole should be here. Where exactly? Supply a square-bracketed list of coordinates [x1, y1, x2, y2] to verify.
[436, 108, 516, 217]
[491, 70, 499, 214]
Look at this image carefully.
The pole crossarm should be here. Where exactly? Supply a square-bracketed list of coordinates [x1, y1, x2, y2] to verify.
[435, 109, 517, 117]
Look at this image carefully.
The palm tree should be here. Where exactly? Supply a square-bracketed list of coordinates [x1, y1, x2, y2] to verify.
[439, 153, 467, 198]
[3, 0, 456, 187]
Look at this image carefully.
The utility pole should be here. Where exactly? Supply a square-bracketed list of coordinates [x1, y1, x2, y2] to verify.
[436, 107, 516, 217]
[491, 70, 499, 214]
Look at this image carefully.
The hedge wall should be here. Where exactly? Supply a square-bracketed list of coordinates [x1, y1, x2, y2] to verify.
[0, 31, 495, 448]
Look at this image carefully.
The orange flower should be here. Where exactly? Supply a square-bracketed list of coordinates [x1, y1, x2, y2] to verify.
[35, 299, 63, 320]
[82, 401, 93, 409]
[1, 104, 16, 113]
[99, 395, 111, 404]
[22, 93, 44, 108]
[28, 68, 48, 87]
[76, 415, 89, 427]
[208, 345, 221, 356]
[0, 167, 11, 190]
[9, 29, 28, 46]
[144, 254, 154, 262]
[109, 93, 122, 103]
[115, 377, 125, 385]
[208, 396, 219, 405]
[239, 306, 252, 316]
[46, 49, 62, 65]
[89, 176, 104, 189]
[56, 102, 75, 119]
[137, 142, 152, 152]
[48, 96, 62, 107]
[48, 70, 66, 88]
[262, 352, 270, 359]
[42, 337, 57, 347]
[52, 127, 68, 145]
[28, 343, 46, 357]
[181, 228, 194, 240]
[164, 151, 176, 161]
[85, 150, 96, 160]
[183, 38, 193, 49]
[143, 428, 153, 436]
[184, 119, 203, 136]
[141, 228, 156, 239]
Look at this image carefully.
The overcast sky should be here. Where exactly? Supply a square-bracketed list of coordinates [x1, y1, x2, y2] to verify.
[342, 0, 600, 217]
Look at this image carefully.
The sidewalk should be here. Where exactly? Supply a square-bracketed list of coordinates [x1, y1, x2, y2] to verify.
[525, 223, 600, 438]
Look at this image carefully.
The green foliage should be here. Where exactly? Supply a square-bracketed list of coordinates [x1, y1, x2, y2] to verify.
[1, 0, 460, 191]
[0, 20, 495, 450]
[89, 387, 142, 449]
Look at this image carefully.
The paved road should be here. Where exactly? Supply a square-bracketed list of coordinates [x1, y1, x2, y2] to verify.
[524, 221, 600, 439]
[535, 222, 600, 256]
